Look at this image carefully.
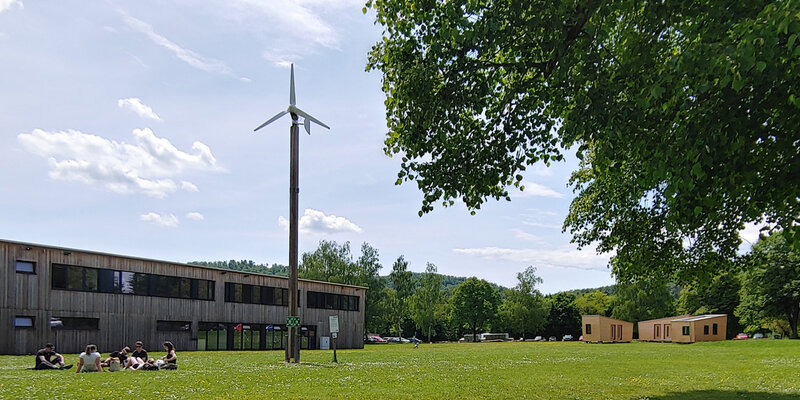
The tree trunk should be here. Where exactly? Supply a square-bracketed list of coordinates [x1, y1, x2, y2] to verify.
[787, 303, 799, 339]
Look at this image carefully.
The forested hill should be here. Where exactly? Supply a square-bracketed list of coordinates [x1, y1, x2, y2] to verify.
[189, 260, 288, 276]
[187, 260, 508, 293]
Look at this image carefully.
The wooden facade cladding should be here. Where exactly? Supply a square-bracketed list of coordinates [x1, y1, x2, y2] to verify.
[1, 240, 365, 355]
[581, 315, 633, 343]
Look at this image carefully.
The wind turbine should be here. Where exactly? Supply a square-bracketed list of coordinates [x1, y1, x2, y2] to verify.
[254, 64, 330, 134]
[254, 64, 330, 364]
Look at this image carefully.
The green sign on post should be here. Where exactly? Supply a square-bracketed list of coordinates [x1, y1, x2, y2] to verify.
[287, 316, 300, 327]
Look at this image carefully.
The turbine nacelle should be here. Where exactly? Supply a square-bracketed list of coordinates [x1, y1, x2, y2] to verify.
[254, 64, 330, 135]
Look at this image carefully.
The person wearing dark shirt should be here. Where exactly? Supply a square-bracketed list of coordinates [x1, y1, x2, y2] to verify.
[127, 341, 148, 369]
[34, 343, 72, 370]
[160, 341, 177, 370]
[101, 346, 130, 369]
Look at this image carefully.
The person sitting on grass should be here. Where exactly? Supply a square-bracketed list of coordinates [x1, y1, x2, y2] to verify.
[159, 341, 177, 370]
[76, 344, 103, 373]
[127, 341, 148, 370]
[101, 346, 130, 370]
[34, 343, 72, 370]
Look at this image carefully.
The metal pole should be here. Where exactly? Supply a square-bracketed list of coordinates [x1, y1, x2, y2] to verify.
[287, 118, 300, 363]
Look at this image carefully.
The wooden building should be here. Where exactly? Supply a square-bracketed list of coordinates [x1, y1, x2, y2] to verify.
[637, 315, 691, 342]
[669, 314, 728, 343]
[581, 315, 633, 342]
[1, 239, 366, 355]
[638, 314, 727, 343]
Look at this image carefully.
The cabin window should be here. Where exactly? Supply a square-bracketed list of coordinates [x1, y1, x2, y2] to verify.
[50, 317, 99, 330]
[655, 324, 661, 339]
[224, 283, 288, 305]
[712, 323, 718, 335]
[14, 316, 34, 328]
[15, 260, 36, 274]
[682, 326, 690, 336]
[704, 325, 709, 335]
[585, 324, 592, 335]
[157, 320, 191, 332]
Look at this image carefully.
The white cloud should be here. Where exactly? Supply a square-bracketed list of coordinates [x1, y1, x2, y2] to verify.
[278, 208, 362, 234]
[186, 212, 204, 221]
[181, 181, 199, 192]
[521, 220, 562, 230]
[0, 0, 22, 13]
[18, 128, 218, 198]
[514, 181, 564, 199]
[511, 229, 545, 244]
[118, 98, 161, 121]
[453, 245, 611, 271]
[140, 212, 179, 227]
[122, 14, 243, 79]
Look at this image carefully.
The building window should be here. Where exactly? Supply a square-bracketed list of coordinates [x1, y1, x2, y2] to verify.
[704, 325, 709, 335]
[51, 263, 214, 301]
[585, 324, 592, 335]
[655, 324, 661, 339]
[306, 291, 359, 311]
[50, 317, 99, 330]
[225, 283, 289, 306]
[14, 316, 34, 328]
[157, 320, 191, 332]
[682, 326, 690, 336]
[712, 323, 718, 335]
[15, 260, 36, 274]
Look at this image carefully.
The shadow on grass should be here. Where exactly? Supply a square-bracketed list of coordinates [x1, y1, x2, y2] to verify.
[640, 390, 800, 399]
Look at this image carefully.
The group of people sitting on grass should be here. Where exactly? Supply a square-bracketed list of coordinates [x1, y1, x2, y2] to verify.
[35, 341, 177, 372]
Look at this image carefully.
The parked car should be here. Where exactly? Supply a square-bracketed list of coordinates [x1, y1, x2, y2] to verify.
[533, 336, 544, 342]
[408, 337, 422, 344]
[548, 336, 557, 341]
[562, 335, 574, 341]
[366, 335, 387, 344]
[735, 333, 749, 340]
[753, 333, 765, 339]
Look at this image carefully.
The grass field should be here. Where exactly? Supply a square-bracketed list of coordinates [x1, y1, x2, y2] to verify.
[1, 340, 798, 399]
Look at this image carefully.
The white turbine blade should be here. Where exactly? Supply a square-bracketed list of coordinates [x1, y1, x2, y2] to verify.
[254, 110, 288, 131]
[289, 105, 330, 130]
[304, 118, 311, 134]
[290, 64, 296, 106]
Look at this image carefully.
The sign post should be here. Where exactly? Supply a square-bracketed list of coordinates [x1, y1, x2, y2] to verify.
[329, 315, 339, 363]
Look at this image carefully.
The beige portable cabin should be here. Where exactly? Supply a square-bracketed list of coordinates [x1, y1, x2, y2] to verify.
[1, 239, 366, 355]
[581, 315, 633, 342]
[637, 315, 691, 341]
[638, 314, 727, 343]
[670, 314, 727, 343]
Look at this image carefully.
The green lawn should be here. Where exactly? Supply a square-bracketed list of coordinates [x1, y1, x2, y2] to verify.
[1, 340, 798, 399]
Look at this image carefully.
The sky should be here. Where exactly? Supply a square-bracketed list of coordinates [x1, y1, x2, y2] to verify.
[0, 1, 761, 293]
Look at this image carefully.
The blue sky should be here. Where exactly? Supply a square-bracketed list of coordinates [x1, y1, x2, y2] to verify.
[0, 0, 687, 293]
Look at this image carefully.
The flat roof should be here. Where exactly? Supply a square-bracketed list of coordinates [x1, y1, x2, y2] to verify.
[1, 238, 368, 290]
[638, 314, 693, 323]
[671, 314, 727, 322]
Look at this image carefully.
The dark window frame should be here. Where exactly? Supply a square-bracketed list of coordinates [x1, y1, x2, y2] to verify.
[14, 316, 35, 328]
[51, 263, 215, 301]
[703, 325, 709, 335]
[14, 260, 36, 274]
[682, 326, 690, 336]
[156, 320, 192, 332]
[585, 324, 592, 335]
[50, 317, 99, 330]
[712, 323, 718, 335]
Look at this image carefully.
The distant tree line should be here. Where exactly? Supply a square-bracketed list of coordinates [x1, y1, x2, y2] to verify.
[193, 232, 799, 341]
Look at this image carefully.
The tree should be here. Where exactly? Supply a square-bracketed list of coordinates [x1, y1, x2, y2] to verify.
[611, 279, 675, 330]
[386, 256, 415, 337]
[366, 0, 800, 281]
[544, 292, 581, 338]
[574, 290, 614, 317]
[410, 263, 445, 342]
[450, 277, 501, 340]
[502, 266, 548, 339]
[736, 233, 800, 338]
[300, 241, 386, 338]
[677, 271, 743, 339]
[355, 243, 387, 336]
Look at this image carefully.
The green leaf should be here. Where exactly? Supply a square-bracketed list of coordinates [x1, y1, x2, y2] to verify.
[755, 61, 766, 72]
